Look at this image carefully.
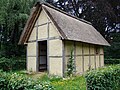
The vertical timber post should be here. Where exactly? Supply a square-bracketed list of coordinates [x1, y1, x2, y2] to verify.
[62, 40, 65, 77]
[35, 19, 38, 72]
[89, 44, 91, 70]
[99, 47, 101, 67]
[26, 45, 28, 71]
[82, 43, 84, 72]
[74, 41, 76, 73]
[94, 45, 96, 69]
[47, 19, 50, 74]
[103, 48, 104, 66]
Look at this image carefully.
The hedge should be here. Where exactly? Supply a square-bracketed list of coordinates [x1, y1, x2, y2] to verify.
[105, 59, 120, 64]
[85, 64, 120, 90]
[0, 57, 26, 71]
[0, 70, 54, 90]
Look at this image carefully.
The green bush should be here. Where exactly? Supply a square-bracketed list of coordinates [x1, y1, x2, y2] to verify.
[85, 64, 120, 90]
[0, 70, 54, 90]
[105, 58, 120, 64]
[0, 70, 9, 89]
[66, 49, 76, 77]
[0, 57, 26, 71]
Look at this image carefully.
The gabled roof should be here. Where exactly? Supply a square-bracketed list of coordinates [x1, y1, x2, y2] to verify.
[18, 2, 110, 46]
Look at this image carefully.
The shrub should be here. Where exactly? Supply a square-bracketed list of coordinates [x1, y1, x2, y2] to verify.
[0, 70, 9, 89]
[0, 57, 26, 71]
[0, 70, 54, 90]
[66, 49, 76, 77]
[85, 64, 120, 90]
[105, 58, 120, 64]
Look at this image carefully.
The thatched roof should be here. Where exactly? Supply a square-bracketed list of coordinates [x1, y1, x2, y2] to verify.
[18, 2, 110, 46]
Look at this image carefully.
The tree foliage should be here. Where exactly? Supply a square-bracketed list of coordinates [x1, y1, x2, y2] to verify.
[0, 0, 37, 57]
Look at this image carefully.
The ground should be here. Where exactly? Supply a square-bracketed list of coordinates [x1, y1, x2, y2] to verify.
[25, 72, 87, 90]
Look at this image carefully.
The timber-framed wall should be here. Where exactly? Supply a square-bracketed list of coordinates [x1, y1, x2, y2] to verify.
[64, 40, 104, 74]
[18, 3, 110, 77]
[27, 9, 64, 76]
[26, 8, 104, 77]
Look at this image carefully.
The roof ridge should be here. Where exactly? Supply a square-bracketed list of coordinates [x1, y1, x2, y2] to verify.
[36, 1, 92, 25]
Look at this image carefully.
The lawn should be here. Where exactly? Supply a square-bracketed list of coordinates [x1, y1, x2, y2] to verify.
[28, 73, 87, 90]
[51, 76, 86, 90]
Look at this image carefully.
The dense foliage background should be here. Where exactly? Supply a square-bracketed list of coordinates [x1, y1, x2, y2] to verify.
[0, 0, 36, 57]
[0, 0, 120, 60]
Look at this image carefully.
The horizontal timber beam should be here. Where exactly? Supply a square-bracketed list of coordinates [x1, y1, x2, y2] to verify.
[27, 36, 61, 43]
[65, 54, 104, 57]
[49, 56, 62, 58]
[34, 22, 51, 27]
[27, 56, 36, 57]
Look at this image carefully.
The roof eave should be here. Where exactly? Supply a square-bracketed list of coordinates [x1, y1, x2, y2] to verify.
[62, 38, 110, 46]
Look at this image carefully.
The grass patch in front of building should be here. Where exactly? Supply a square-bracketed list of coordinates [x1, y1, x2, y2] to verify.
[29, 73, 87, 90]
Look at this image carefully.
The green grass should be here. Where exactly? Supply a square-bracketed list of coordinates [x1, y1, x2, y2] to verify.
[28, 73, 87, 90]
[51, 76, 86, 90]
[13, 70, 87, 90]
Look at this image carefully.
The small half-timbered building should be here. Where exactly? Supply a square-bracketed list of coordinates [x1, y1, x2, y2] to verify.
[19, 2, 110, 77]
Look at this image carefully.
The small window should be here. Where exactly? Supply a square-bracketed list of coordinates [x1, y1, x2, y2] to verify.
[95, 46, 100, 54]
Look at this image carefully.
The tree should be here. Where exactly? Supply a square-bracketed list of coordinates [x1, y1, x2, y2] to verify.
[0, 0, 37, 57]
